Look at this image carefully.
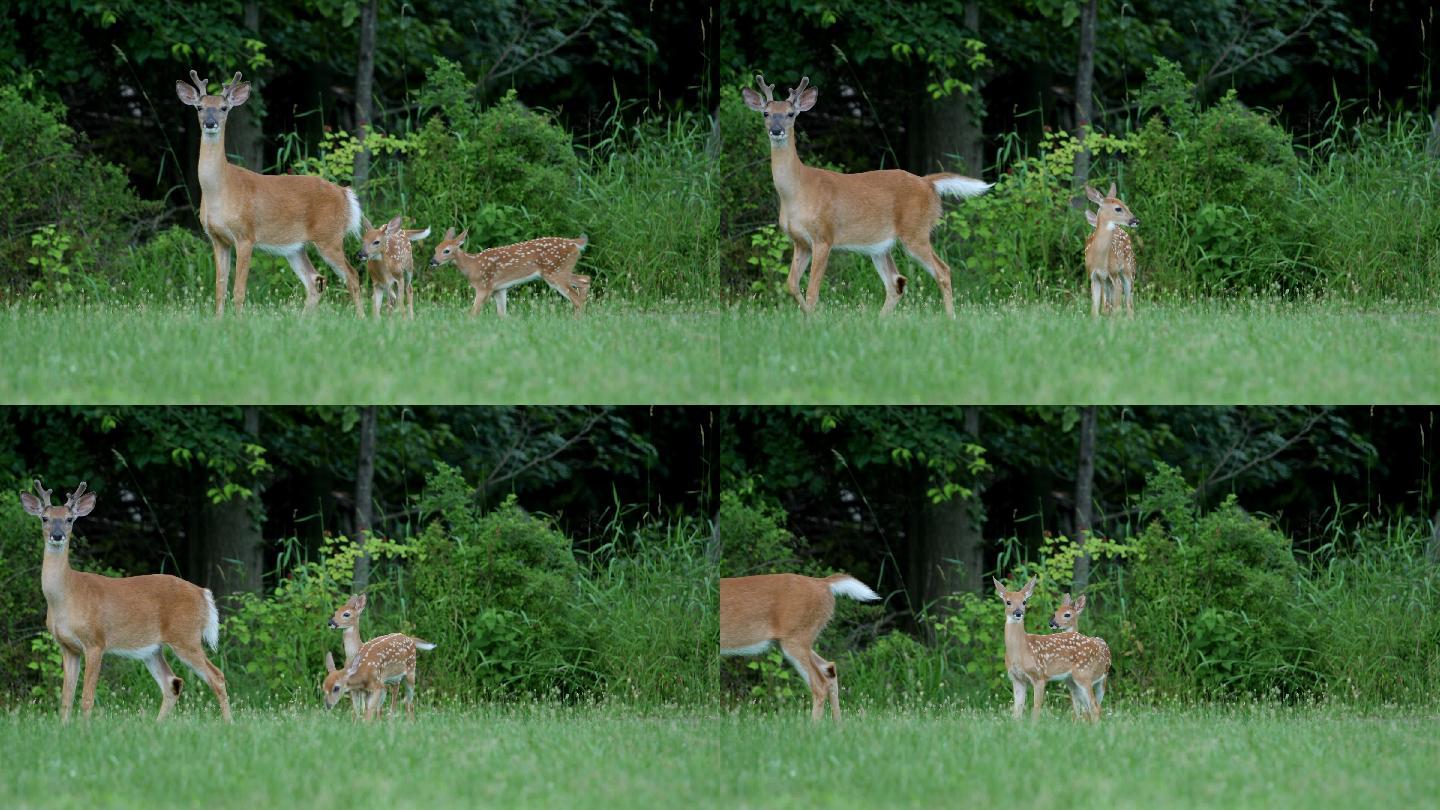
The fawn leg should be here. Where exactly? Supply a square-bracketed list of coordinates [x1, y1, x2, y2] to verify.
[1090, 273, 1104, 318]
[1030, 678, 1047, 720]
[494, 289, 509, 317]
[1010, 678, 1027, 720]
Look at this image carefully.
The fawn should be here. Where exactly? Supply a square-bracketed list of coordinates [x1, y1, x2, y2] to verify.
[742, 75, 991, 317]
[356, 216, 430, 318]
[429, 229, 591, 317]
[327, 593, 396, 717]
[1078, 182, 1140, 316]
[323, 632, 435, 721]
[720, 572, 881, 722]
[1047, 592, 1112, 718]
[994, 577, 1111, 722]
[20, 480, 232, 722]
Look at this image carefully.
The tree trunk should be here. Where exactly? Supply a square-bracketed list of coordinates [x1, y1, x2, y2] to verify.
[352, 406, 378, 593]
[352, 0, 379, 200]
[226, 2, 266, 170]
[1072, 0, 1099, 186]
[908, 408, 987, 632]
[202, 407, 265, 600]
[1072, 405, 1097, 592]
[918, 3, 985, 175]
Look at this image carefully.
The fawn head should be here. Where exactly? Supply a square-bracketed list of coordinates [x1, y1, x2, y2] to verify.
[1049, 592, 1087, 631]
[20, 480, 95, 549]
[1082, 183, 1140, 231]
[429, 227, 469, 268]
[741, 75, 817, 145]
[175, 70, 250, 138]
[993, 576, 1037, 624]
[322, 651, 352, 708]
[329, 593, 367, 630]
[356, 216, 403, 263]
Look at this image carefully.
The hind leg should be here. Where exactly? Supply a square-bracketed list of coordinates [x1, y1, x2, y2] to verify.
[543, 273, 586, 317]
[169, 641, 233, 722]
[285, 251, 324, 312]
[869, 253, 907, 316]
[900, 237, 955, 318]
[314, 240, 365, 316]
[811, 651, 841, 723]
[144, 650, 183, 721]
[493, 289, 509, 316]
[780, 639, 829, 722]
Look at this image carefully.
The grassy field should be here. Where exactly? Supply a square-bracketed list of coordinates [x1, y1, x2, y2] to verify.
[0, 705, 719, 809]
[717, 705, 1440, 808]
[3, 300, 1436, 403]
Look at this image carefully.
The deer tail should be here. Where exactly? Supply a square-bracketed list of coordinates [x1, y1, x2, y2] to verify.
[201, 588, 220, 650]
[343, 187, 362, 238]
[824, 574, 882, 603]
[412, 638, 437, 651]
[926, 174, 993, 199]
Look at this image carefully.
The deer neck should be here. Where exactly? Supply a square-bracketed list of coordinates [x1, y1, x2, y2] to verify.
[769, 137, 806, 201]
[1003, 615, 1035, 665]
[40, 540, 73, 607]
[196, 126, 233, 196]
[342, 623, 362, 660]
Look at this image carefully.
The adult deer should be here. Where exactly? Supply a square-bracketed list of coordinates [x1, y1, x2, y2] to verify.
[19, 480, 232, 722]
[357, 216, 430, 318]
[175, 70, 365, 316]
[1077, 183, 1139, 317]
[720, 572, 881, 722]
[429, 231, 590, 316]
[323, 632, 435, 721]
[742, 75, 991, 317]
[994, 578, 1110, 722]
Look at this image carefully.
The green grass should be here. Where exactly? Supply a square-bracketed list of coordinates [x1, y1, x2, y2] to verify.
[717, 705, 1440, 808]
[3, 299, 1436, 403]
[0, 704, 720, 809]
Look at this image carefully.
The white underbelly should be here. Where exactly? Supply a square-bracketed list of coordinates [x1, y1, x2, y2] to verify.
[494, 272, 542, 291]
[720, 641, 772, 657]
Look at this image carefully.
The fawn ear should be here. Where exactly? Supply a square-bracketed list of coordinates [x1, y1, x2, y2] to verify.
[741, 87, 765, 112]
[19, 492, 43, 516]
[443, 227, 456, 241]
[352, 593, 367, 611]
[795, 86, 819, 113]
[456, 229, 468, 243]
[992, 577, 1006, 598]
[1062, 592, 1073, 606]
[385, 214, 403, 234]
[325, 652, 337, 674]
[1086, 210, 1098, 228]
[175, 80, 202, 107]
[1075, 594, 1087, 611]
[1084, 184, 1104, 205]
[1107, 182, 1117, 199]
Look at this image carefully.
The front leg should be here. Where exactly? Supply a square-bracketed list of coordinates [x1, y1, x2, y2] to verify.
[80, 647, 103, 720]
[802, 242, 832, 314]
[469, 287, 491, 317]
[232, 241, 255, 312]
[1030, 677, 1047, 720]
[59, 646, 80, 724]
[211, 240, 232, 317]
[1010, 677, 1027, 720]
[786, 240, 812, 308]
[494, 288, 509, 317]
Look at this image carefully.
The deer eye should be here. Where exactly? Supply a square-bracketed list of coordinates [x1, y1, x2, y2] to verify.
[787, 112, 795, 118]
[1064, 613, 1072, 618]
[342, 612, 351, 618]
[1114, 206, 1122, 212]
[444, 248, 451, 254]
[221, 105, 229, 112]
[1005, 600, 1011, 606]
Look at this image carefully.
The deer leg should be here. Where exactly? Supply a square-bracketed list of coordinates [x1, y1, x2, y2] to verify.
[1010, 677, 1027, 720]
[571, 275, 591, 316]
[169, 641, 233, 722]
[494, 288, 509, 317]
[870, 253, 906, 316]
[232, 241, 255, 312]
[211, 241, 232, 317]
[1123, 274, 1134, 316]
[79, 647, 103, 719]
[802, 243, 832, 315]
[1090, 273, 1104, 318]
[1030, 678, 1047, 720]
[1093, 676, 1106, 706]
[542, 274, 584, 317]
[144, 650, 183, 722]
[406, 270, 415, 319]
[285, 251, 323, 312]
[59, 645, 80, 724]
[406, 670, 416, 720]
[786, 241, 811, 308]
[366, 689, 383, 721]
[314, 240, 365, 317]
[468, 288, 490, 317]
[811, 651, 841, 723]
[779, 639, 828, 722]
[372, 284, 385, 318]
[901, 238, 955, 319]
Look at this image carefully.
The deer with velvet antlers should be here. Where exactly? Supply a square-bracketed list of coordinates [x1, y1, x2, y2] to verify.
[742, 75, 992, 317]
[19, 480, 232, 722]
[176, 70, 365, 316]
[720, 572, 881, 722]
[995, 577, 1110, 722]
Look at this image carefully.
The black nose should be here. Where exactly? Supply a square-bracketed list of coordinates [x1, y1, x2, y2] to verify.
[429, 259, 439, 267]
[50, 533, 64, 542]
[769, 128, 784, 137]
[328, 619, 338, 628]
[1049, 619, 1059, 629]
[355, 251, 367, 262]
[1130, 218, 1141, 227]
[1013, 610, 1023, 618]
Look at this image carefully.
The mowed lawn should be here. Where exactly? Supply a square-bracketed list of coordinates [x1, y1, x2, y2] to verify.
[717, 705, 1440, 808]
[2, 300, 1435, 403]
[0, 705, 719, 809]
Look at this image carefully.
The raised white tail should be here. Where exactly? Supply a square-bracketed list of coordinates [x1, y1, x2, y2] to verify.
[930, 175, 994, 198]
[202, 588, 220, 650]
[827, 575, 882, 603]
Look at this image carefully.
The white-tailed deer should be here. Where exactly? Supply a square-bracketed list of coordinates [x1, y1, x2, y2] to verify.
[1047, 592, 1112, 718]
[429, 230, 590, 316]
[328, 593, 384, 717]
[176, 70, 365, 316]
[720, 572, 881, 722]
[994, 578, 1111, 722]
[323, 632, 435, 721]
[19, 480, 232, 722]
[357, 216, 430, 318]
[742, 75, 991, 317]
[1078, 182, 1139, 317]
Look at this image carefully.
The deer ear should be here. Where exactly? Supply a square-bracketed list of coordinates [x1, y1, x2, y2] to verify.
[1062, 592, 1073, 606]
[992, 577, 1005, 598]
[1075, 594, 1087, 610]
[225, 78, 251, 107]
[741, 87, 765, 112]
[386, 215, 403, 233]
[456, 229, 468, 243]
[71, 491, 96, 517]
[1107, 182, 1117, 199]
[325, 652, 337, 674]
[19, 492, 43, 516]
[443, 227, 456, 241]
[1084, 184, 1104, 205]
[176, 81, 202, 107]
[795, 87, 819, 113]
[1021, 577, 1037, 597]
[1085, 210, 1098, 228]
[354, 593, 367, 611]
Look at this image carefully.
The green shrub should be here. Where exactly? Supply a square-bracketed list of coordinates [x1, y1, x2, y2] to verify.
[116, 226, 212, 304]
[716, 487, 801, 577]
[0, 83, 157, 299]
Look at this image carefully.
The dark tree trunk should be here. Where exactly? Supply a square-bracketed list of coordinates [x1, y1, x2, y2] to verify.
[914, 4, 984, 174]
[1072, 0, 1099, 186]
[352, 0, 379, 200]
[1072, 405, 1098, 592]
[226, 2, 266, 170]
[908, 408, 987, 631]
[352, 406, 378, 593]
[202, 407, 265, 600]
